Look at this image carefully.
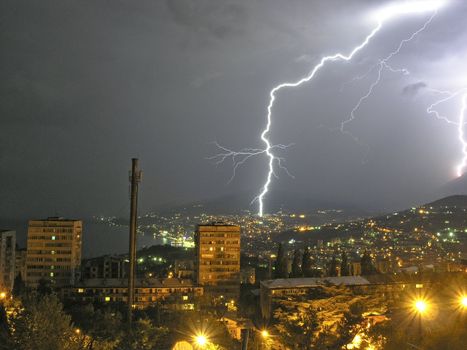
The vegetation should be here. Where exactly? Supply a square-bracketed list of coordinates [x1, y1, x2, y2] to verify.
[272, 285, 387, 349]
[274, 243, 288, 279]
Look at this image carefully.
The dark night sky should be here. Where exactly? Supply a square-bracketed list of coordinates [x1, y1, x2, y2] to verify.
[1, 0, 467, 220]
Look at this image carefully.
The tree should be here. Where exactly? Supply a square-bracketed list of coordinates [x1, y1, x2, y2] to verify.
[290, 249, 302, 278]
[301, 247, 312, 277]
[274, 305, 319, 350]
[340, 252, 350, 276]
[0, 304, 12, 350]
[12, 273, 26, 297]
[327, 256, 338, 277]
[361, 251, 376, 275]
[36, 278, 53, 296]
[274, 285, 388, 350]
[119, 318, 168, 350]
[10, 293, 78, 350]
[274, 243, 288, 279]
[67, 303, 122, 350]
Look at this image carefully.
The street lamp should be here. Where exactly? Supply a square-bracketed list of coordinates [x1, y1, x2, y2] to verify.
[194, 334, 208, 348]
[460, 296, 467, 309]
[414, 300, 427, 314]
[413, 299, 428, 343]
[261, 330, 269, 339]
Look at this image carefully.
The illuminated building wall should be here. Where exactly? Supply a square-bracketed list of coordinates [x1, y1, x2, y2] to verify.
[26, 217, 82, 287]
[195, 223, 241, 301]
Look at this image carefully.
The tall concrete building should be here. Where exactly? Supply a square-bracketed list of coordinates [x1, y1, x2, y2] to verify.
[0, 230, 16, 292]
[195, 222, 240, 302]
[26, 217, 82, 287]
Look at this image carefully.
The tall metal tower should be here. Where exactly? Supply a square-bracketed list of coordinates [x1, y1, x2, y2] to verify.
[128, 158, 141, 324]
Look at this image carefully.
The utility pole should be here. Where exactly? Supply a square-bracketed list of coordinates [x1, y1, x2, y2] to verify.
[128, 158, 141, 324]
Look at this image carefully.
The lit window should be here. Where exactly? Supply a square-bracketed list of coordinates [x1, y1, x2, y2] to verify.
[105, 296, 111, 302]
[78, 288, 84, 293]
[182, 295, 188, 301]
[50, 272, 54, 277]
[51, 236, 56, 240]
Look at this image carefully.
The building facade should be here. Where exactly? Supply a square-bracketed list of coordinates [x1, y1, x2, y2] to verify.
[0, 230, 16, 292]
[195, 223, 241, 301]
[62, 277, 203, 309]
[26, 217, 82, 287]
[82, 255, 127, 280]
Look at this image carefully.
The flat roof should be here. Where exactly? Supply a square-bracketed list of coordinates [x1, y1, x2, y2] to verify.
[69, 277, 196, 288]
[261, 276, 371, 289]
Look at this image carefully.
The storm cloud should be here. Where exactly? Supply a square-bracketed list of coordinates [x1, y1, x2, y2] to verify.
[1, 0, 467, 221]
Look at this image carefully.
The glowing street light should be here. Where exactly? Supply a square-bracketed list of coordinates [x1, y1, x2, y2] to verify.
[194, 334, 208, 347]
[414, 300, 428, 314]
[261, 330, 269, 338]
[460, 295, 467, 308]
[413, 299, 428, 342]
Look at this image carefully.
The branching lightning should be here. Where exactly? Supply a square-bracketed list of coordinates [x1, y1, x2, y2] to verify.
[210, 0, 449, 217]
[425, 88, 467, 176]
[340, 11, 438, 158]
[208, 142, 295, 184]
[457, 93, 467, 176]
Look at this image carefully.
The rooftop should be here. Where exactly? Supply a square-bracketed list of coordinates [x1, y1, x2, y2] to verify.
[261, 276, 372, 289]
[70, 277, 196, 288]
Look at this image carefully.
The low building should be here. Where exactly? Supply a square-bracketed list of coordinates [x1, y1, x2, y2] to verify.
[222, 316, 254, 341]
[62, 277, 203, 310]
[0, 230, 16, 292]
[174, 259, 195, 279]
[81, 255, 127, 279]
[259, 275, 426, 319]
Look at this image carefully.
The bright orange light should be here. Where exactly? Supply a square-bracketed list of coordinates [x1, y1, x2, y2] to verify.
[461, 296, 467, 308]
[0, 292, 6, 300]
[195, 335, 207, 347]
[415, 300, 427, 313]
[261, 330, 269, 338]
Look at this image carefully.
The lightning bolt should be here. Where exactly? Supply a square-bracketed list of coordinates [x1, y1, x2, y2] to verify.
[339, 11, 438, 157]
[458, 93, 467, 176]
[425, 88, 467, 176]
[211, 1, 448, 217]
[255, 22, 384, 216]
[207, 142, 294, 184]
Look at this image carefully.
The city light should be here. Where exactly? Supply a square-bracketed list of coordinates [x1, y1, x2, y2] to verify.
[0, 292, 6, 300]
[414, 300, 428, 313]
[194, 334, 208, 347]
[460, 296, 467, 308]
[261, 330, 269, 338]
